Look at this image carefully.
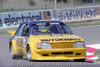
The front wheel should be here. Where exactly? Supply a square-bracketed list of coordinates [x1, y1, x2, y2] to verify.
[9, 43, 23, 59]
[9, 44, 17, 59]
[27, 46, 32, 61]
[74, 59, 85, 62]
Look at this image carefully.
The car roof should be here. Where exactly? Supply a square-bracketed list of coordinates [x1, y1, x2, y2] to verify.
[24, 20, 64, 25]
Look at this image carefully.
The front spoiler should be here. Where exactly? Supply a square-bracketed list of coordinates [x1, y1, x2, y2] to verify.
[35, 48, 86, 53]
[31, 48, 86, 60]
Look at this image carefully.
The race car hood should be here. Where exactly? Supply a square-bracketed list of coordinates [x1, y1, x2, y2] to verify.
[30, 34, 84, 43]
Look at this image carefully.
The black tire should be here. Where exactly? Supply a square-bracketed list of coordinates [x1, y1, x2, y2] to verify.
[17, 55, 23, 59]
[74, 59, 85, 62]
[9, 44, 17, 59]
[27, 45, 32, 61]
[9, 43, 23, 59]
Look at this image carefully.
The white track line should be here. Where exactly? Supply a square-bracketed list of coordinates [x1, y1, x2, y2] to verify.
[86, 44, 100, 49]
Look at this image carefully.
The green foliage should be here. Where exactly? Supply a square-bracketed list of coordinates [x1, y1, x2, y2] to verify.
[57, 0, 67, 3]
[82, 0, 92, 2]
[57, 0, 61, 3]
[67, 21, 100, 28]
[29, 0, 35, 6]
[63, 0, 67, 3]
[76, 0, 82, 4]
[96, 0, 100, 2]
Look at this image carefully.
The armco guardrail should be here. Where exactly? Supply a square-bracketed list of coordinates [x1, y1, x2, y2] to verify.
[0, 6, 99, 29]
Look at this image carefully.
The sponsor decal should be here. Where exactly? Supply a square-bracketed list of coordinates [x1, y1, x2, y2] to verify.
[16, 38, 27, 48]
[41, 38, 81, 42]
[4, 12, 42, 26]
[42, 11, 52, 20]
[0, 19, 2, 27]
[0, 7, 96, 29]
[16, 38, 22, 47]
[0, 10, 53, 28]
[23, 37, 28, 48]
[54, 7, 95, 20]
[0, 11, 42, 27]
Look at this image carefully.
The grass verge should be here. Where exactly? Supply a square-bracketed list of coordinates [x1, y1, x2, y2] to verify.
[0, 21, 100, 35]
[94, 50, 100, 61]
[0, 28, 17, 35]
[67, 21, 100, 28]
[0, 8, 51, 13]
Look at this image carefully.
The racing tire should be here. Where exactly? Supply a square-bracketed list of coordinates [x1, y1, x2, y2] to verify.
[27, 46, 32, 61]
[74, 59, 85, 62]
[9, 44, 17, 59]
[9, 43, 23, 59]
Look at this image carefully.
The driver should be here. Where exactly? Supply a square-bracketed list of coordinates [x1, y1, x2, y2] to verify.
[48, 25, 59, 33]
[32, 25, 40, 34]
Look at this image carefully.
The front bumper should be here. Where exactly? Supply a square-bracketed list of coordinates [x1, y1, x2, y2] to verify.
[31, 48, 86, 60]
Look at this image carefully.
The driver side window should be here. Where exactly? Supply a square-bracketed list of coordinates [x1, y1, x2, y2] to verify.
[22, 24, 29, 36]
[16, 24, 25, 36]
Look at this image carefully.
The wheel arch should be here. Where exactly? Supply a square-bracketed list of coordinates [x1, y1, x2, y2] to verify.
[9, 41, 12, 50]
[26, 44, 30, 56]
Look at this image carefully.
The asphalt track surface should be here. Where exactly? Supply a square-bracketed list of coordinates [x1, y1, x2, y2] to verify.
[0, 25, 100, 67]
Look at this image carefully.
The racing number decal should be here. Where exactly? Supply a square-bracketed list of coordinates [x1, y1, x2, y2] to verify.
[23, 37, 28, 48]
[16, 37, 28, 48]
[16, 38, 22, 47]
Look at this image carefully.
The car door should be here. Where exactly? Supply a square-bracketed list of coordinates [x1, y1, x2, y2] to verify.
[15, 24, 26, 55]
[20, 24, 29, 55]
[16, 24, 29, 55]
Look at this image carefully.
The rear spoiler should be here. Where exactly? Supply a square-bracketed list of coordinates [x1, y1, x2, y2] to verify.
[8, 31, 16, 37]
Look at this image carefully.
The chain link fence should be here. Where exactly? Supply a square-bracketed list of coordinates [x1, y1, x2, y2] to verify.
[0, 0, 100, 10]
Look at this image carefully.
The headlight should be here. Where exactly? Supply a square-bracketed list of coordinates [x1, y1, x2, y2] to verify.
[37, 43, 52, 49]
[74, 42, 84, 48]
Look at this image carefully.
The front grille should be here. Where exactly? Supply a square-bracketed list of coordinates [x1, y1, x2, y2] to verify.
[52, 52, 73, 55]
[52, 52, 62, 55]
[50, 42, 74, 48]
[42, 54, 49, 56]
[63, 52, 73, 54]
[76, 53, 81, 55]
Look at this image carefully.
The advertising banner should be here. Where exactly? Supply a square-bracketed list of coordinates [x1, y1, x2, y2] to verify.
[54, 7, 95, 21]
[0, 7, 96, 29]
[0, 10, 53, 29]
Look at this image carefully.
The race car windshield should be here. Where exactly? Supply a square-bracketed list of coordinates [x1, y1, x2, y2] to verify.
[30, 22, 73, 35]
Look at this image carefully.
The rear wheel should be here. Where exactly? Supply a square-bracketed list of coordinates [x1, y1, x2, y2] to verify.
[74, 59, 85, 62]
[27, 46, 32, 61]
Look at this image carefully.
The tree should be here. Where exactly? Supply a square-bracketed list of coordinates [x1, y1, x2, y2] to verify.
[43, 0, 67, 3]
[57, 0, 67, 3]
[0, 0, 8, 9]
[29, 0, 35, 6]
[82, 0, 92, 2]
